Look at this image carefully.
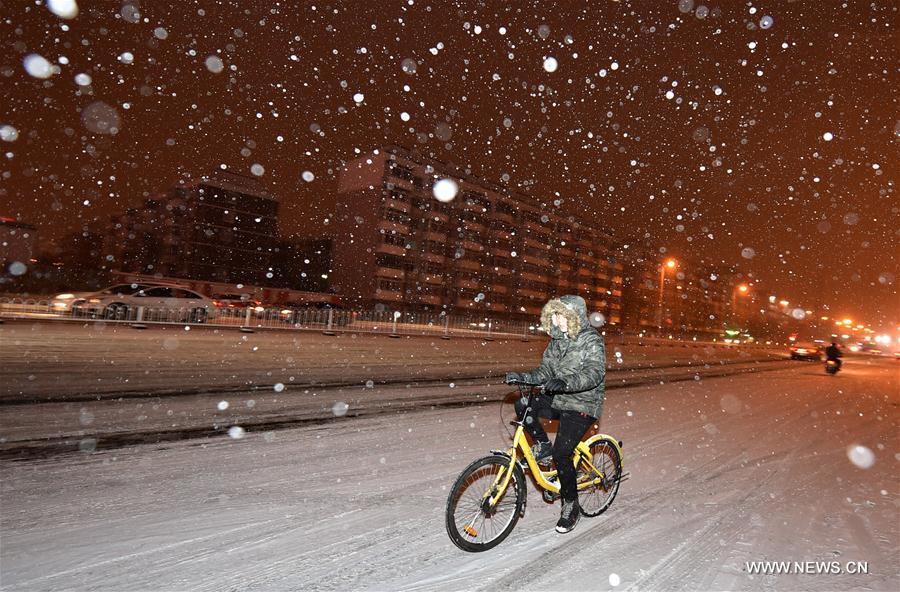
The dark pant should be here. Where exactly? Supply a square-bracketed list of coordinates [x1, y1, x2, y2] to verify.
[514, 393, 596, 502]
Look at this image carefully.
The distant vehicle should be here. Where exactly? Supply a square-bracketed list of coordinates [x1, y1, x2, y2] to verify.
[52, 283, 157, 313]
[212, 294, 261, 309]
[82, 285, 217, 323]
[825, 359, 841, 375]
[278, 302, 351, 326]
[789, 343, 822, 361]
[858, 343, 883, 355]
[722, 329, 754, 344]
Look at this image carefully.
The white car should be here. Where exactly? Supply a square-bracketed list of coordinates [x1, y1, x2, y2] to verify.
[79, 285, 217, 323]
[51, 283, 157, 313]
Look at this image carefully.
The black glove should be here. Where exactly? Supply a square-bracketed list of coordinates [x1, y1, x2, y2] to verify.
[544, 378, 567, 394]
[504, 372, 526, 385]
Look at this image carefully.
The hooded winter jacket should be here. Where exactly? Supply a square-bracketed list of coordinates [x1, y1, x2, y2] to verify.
[522, 294, 606, 418]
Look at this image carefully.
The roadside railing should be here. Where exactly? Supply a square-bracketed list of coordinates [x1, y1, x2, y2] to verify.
[0, 297, 543, 340]
[0, 296, 779, 347]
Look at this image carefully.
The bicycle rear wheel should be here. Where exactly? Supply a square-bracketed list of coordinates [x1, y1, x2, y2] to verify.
[445, 455, 526, 552]
[577, 439, 622, 517]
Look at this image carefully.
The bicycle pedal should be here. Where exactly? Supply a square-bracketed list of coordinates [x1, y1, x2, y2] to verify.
[542, 489, 559, 503]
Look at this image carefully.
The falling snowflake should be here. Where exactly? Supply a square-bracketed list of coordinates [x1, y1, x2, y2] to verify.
[23, 54, 54, 79]
[433, 178, 459, 202]
[0, 125, 19, 142]
[47, 0, 78, 19]
[205, 55, 224, 73]
[847, 445, 875, 469]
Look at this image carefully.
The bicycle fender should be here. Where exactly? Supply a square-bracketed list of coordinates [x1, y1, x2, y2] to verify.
[482, 452, 527, 509]
[489, 449, 514, 461]
[581, 433, 625, 468]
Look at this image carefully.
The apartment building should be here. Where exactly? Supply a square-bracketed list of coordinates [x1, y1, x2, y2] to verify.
[104, 171, 280, 285]
[271, 238, 333, 293]
[330, 146, 624, 324]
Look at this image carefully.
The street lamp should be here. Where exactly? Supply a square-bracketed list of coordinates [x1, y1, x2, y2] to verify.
[656, 258, 677, 332]
[731, 284, 750, 324]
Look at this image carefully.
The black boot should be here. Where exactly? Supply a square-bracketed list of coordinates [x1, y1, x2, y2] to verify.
[556, 497, 580, 534]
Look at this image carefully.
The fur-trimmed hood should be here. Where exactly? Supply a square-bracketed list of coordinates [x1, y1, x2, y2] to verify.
[540, 294, 591, 339]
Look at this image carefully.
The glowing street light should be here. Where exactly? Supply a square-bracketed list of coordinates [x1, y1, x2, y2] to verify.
[656, 258, 678, 331]
[731, 283, 750, 322]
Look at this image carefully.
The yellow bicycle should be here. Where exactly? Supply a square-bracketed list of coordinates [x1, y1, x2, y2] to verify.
[446, 380, 627, 552]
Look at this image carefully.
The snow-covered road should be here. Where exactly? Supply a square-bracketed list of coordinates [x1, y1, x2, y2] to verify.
[1, 357, 897, 591]
[1, 320, 790, 456]
[0, 322, 783, 401]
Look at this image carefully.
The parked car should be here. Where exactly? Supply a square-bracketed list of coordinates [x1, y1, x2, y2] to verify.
[789, 343, 822, 361]
[52, 283, 157, 314]
[82, 285, 217, 323]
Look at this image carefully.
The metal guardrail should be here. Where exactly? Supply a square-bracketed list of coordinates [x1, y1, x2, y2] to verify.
[0, 296, 781, 347]
[0, 297, 540, 340]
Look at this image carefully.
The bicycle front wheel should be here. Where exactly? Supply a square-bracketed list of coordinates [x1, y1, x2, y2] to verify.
[577, 439, 622, 517]
[445, 455, 526, 552]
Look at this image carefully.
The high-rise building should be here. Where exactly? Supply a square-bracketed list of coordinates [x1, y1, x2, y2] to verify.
[619, 245, 737, 338]
[330, 146, 624, 324]
[271, 238, 333, 293]
[0, 216, 37, 271]
[104, 171, 280, 285]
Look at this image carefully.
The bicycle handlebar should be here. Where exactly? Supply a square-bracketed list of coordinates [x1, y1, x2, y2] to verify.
[506, 379, 545, 388]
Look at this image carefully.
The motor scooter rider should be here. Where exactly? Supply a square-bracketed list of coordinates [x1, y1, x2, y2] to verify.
[824, 341, 842, 369]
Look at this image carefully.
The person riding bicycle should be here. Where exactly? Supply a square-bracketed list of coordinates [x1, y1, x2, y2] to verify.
[505, 294, 606, 534]
[824, 341, 842, 369]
